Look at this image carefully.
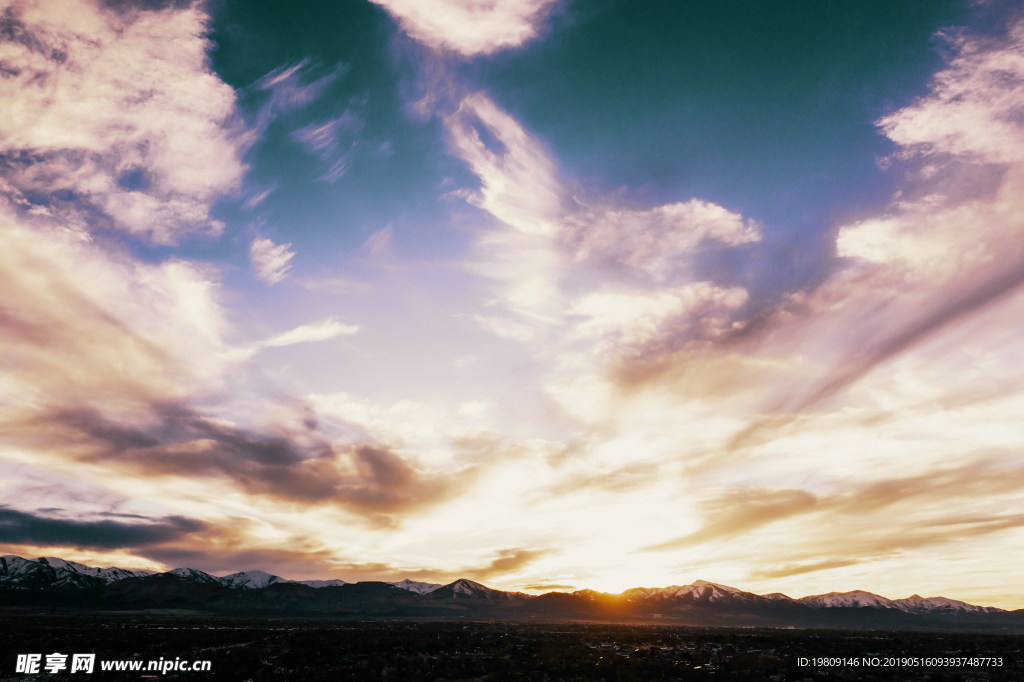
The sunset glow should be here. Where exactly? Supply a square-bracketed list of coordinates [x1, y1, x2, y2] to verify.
[2, 0, 1023, 608]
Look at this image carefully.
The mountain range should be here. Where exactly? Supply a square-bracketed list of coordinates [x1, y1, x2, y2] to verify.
[2, 555, 1020, 632]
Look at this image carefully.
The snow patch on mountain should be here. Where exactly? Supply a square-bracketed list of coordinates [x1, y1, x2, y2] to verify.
[434, 578, 522, 601]
[893, 595, 1003, 614]
[625, 580, 760, 603]
[220, 570, 285, 589]
[38, 557, 153, 584]
[800, 590, 897, 609]
[0, 556, 1009, 614]
[763, 592, 796, 601]
[1, 555, 152, 588]
[164, 567, 222, 584]
[390, 579, 441, 595]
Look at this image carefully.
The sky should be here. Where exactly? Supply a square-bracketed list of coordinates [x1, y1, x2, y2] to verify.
[1, 0, 1023, 608]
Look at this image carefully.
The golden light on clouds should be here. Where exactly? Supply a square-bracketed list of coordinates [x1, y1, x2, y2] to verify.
[2, 0, 1024, 611]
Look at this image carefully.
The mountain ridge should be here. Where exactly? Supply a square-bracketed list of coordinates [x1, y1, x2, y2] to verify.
[1, 554, 1018, 631]
[0, 554, 1006, 610]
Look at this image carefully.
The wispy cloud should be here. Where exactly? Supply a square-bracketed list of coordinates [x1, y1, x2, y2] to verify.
[249, 236, 296, 284]
[291, 110, 363, 183]
[468, 547, 555, 581]
[253, 59, 345, 127]
[259, 317, 359, 349]
[0, 202, 232, 412]
[645, 488, 818, 551]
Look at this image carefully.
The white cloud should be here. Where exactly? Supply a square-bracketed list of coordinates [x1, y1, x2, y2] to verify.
[0, 0, 246, 243]
[569, 284, 748, 363]
[447, 93, 565, 237]
[370, 0, 559, 57]
[836, 23, 1024, 281]
[444, 92, 757, 355]
[250, 236, 296, 285]
[878, 23, 1024, 164]
[0, 200, 233, 416]
[260, 317, 359, 349]
[567, 200, 761, 281]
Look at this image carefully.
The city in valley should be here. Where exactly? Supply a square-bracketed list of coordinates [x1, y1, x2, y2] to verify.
[1, 615, 1022, 681]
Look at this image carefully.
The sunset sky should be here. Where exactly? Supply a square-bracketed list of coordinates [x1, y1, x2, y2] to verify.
[2, 0, 1024, 608]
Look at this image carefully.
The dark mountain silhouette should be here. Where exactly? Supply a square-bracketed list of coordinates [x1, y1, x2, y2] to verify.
[2, 555, 1021, 631]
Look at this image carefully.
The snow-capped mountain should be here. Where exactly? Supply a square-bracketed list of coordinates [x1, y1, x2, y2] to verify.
[763, 592, 797, 601]
[665, 580, 759, 602]
[430, 578, 522, 601]
[1, 555, 152, 589]
[219, 570, 286, 589]
[799, 590, 1008, 614]
[390, 579, 441, 595]
[892, 594, 1002, 614]
[163, 567, 223, 585]
[37, 557, 149, 584]
[624, 580, 764, 604]
[800, 590, 899, 610]
[1, 555, 1012, 627]
[164, 567, 343, 589]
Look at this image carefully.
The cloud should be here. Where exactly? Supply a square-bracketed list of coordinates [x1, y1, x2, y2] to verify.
[744, 20, 1024, 415]
[9, 403, 478, 525]
[444, 91, 759, 362]
[0, 0, 246, 243]
[878, 22, 1024, 165]
[403, 21, 1024, 604]
[565, 200, 761, 282]
[370, 0, 559, 57]
[291, 110, 363, 183]
[242, 186, 275, 210]
[646, 488, 818, 551]
[752, 559, 862, 581]
[0, 203, 232, 414]
[0, 197, 472, 528]
[249, 236, 296, 284]
[569, 284, 749, 366]
[657, 456, 1024, 585]
[248, 60, 359, 182]
[259, 317, 359, 349]
[521, 583, 576, 592]
[253, 59, 345, 127]
[578, 19, 1024, 436]
[468, 547, 554, 581]
[0, 506, 206, 550]
[447, 93, 565, 236]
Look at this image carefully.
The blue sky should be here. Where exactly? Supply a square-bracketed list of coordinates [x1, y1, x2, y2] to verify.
[2, 0, 1024, 606]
